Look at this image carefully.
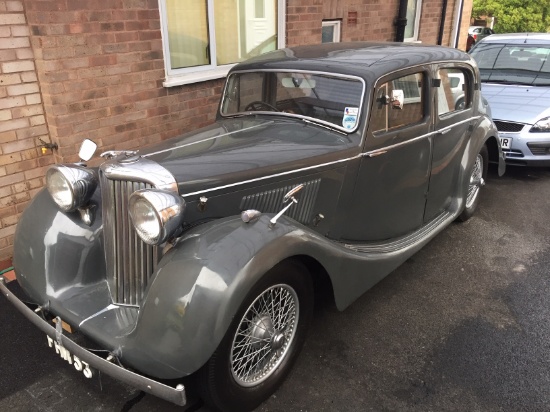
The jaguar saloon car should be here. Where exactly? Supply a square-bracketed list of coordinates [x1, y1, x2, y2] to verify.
[0, 42, 505, 412]
[470, 33, 550, 166]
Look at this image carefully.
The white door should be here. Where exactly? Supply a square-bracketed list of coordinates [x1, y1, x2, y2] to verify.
[243, 0, 276, 56]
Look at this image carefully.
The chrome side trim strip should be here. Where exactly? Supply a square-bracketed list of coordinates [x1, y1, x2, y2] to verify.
[364, 130, 437, 158]
[181, 116, 480, 198]
[182, 154, 363, 198]
[365, 117, 479, 157]
[143, 122, 273, 158]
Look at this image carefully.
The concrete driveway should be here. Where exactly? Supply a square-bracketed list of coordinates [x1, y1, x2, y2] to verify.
[1, 165, 549, 412]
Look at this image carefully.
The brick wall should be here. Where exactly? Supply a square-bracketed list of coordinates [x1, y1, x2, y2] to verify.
[24, 0, 222, 165]
[287, 0, 401, 46]
[459, 0, 473, 51]
[288, 0, 473, 47]
[418, 0, 473, 51]
[0, 1, 52, 265]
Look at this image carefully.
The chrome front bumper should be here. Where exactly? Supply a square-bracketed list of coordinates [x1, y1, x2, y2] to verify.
[0, 275, 187, 406]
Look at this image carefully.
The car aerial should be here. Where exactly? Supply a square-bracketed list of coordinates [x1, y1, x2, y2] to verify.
[468, 26, 495, 44]
[0, 42, 505, 412]
[469, 33, 550, 166]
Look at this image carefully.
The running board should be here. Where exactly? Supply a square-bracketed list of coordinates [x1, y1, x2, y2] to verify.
[343, 211, 452, 254]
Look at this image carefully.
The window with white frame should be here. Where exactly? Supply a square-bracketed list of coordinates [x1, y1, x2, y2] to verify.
[404, 0, 422, 42]
[159, 0, 286, 87]
[322, 20, 341, 43]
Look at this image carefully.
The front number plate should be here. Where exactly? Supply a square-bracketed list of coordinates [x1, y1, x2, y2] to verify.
[499, 136, 512, 149]
[46, 335, 94, 378]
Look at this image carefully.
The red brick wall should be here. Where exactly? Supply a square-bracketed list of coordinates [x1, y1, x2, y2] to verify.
[323, 0, 401, 43]
[24, 0, 222, 165]
[0, 1, 53, 263]
[287, 0, 472, 47]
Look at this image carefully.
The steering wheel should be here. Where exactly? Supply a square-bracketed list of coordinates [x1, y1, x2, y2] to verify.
[244, 101, 280, 112]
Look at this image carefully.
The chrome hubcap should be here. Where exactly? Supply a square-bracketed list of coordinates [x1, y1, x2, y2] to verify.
[231, 284, 299, 387]
[271, 332, 285, 350]
[466, 153, 484, 208]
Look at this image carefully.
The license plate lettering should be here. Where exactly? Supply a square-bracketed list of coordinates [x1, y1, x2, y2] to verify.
[46, 335, 93, 378]
[499, 137, 512, 149]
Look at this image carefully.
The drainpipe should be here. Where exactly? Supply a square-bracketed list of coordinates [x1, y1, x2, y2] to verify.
[437, 0, 449, 45]
[395, 0, 408, 42]
[451, 0, 465, 48]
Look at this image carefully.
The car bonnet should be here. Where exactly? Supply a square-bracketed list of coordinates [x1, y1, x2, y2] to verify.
[481, 83, 550, 125]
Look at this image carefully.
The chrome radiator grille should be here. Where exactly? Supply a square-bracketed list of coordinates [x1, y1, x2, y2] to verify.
[101, 176, 160, 306]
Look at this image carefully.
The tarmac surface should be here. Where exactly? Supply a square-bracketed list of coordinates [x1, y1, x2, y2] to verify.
[1, 165, 550, 412]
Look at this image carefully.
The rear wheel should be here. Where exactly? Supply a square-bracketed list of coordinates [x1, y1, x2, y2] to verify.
[457, 144, 488, 222]
[197, 260, 313, 412]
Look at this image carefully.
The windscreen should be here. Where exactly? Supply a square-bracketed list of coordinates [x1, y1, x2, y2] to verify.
[221, 71, 365, 132]
[470, 43, 550, 86]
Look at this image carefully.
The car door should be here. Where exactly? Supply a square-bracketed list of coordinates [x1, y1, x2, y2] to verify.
[340, 68, 432, 242]
[424, 64, 475, 222]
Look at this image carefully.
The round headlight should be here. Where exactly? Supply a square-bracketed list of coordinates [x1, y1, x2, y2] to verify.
[129, 189, 185, 245]
[46, 165, 97, 212]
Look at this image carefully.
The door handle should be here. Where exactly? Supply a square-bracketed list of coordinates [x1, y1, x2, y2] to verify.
[363, 150, 387, 158]
[438, 127, 452, 135]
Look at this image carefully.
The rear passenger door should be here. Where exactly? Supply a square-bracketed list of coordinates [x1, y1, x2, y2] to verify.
[424, 65, 475, 222]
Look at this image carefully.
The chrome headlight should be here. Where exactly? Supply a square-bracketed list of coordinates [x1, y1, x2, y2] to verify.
[530, 117, 550, 133]
[46, 165, 98, 212]
[129, 189, 185, 245]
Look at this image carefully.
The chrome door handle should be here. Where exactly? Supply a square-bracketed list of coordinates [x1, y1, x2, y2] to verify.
[438, 127, 451, 135]
[363, 150, 387, 158]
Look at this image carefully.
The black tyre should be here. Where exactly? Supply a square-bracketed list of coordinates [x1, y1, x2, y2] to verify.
[197, 260, 314, 412]
[457, 144, 488, 222]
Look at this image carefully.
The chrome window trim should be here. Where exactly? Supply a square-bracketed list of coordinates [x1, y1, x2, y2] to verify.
[219, 69, 367, 134]
[181, 116, 480, 198]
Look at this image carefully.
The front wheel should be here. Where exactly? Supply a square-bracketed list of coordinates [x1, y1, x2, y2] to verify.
[457, 144, 488, 222]
[197, 260, 313, 412]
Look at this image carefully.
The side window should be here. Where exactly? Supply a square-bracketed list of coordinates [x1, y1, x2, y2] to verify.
[437, 68, 471, 116]
[370, 72, 424, 134]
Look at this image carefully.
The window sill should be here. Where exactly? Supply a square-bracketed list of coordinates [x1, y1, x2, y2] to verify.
[163, 64, 237, 87]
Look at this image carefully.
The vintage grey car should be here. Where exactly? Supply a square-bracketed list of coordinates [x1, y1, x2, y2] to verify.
[0, 42, 505, 412]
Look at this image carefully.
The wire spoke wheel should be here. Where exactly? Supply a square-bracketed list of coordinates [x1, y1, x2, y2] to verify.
[458, 144, 487, 222]
[231, 284, 299, 387]
[466, 152, 483, 209]
[198, 260, 312, 412]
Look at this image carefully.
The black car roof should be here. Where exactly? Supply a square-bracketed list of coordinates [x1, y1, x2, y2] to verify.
[231, 42, 472, 82]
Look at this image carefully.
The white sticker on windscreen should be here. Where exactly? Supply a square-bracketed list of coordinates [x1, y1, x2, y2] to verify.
[342, 107, 358, 130]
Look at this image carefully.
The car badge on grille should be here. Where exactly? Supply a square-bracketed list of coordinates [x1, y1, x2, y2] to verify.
[100, 150, 139, 161]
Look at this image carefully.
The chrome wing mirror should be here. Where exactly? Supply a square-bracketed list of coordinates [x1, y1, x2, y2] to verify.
[390, 89, 404, 110]
[269, 184, 304, 228]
